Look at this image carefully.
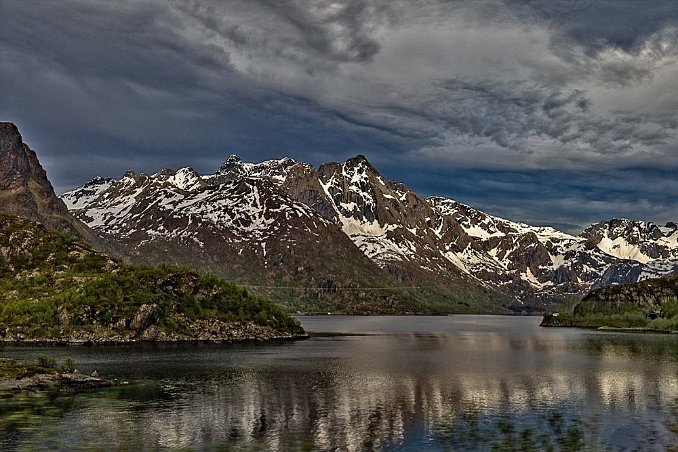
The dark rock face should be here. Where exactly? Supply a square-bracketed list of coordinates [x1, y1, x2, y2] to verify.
[130, 304, 162, 333]
[0, 123, 67, 220]
[281, 164, 339, 222]
[575, 275, 678, 317]
[0, 122, 110, 252]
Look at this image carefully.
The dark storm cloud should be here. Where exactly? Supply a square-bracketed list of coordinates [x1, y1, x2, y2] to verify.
[1, 0, 677, 229]
[395, 165, 678, 233]
[505, 0, 678, 87]
[505, 0, 678, 53]
[174, 0, 387, 73]
[433, 79, 594, 150]
[351, 78, 677, 161]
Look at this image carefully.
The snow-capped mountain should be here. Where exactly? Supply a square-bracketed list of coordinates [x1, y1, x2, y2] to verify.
[427, 198, 677, 303]
[62, 154, 678, 311]
[581, 219, 678, 263]
[63, 164, 414, 312]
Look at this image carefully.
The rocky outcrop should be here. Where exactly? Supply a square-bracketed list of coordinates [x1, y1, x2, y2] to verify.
[540, 275, 678, 331]
[575, 275, 678, 317]
[129, 304, 161, 333]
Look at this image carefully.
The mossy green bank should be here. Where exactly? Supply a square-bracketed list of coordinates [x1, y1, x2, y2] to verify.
[0, 214, 304, 342]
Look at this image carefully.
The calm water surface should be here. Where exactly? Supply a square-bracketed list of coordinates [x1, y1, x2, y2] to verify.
[1, 315, 677, 451]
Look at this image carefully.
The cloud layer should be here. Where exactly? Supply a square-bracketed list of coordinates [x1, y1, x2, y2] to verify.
[1, 0, 677, 231]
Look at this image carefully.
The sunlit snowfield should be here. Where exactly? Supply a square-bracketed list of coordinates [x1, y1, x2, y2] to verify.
[1, 316, 677, 450]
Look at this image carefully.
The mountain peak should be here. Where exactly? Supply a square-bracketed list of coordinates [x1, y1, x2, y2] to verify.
[83, 176, 113, 187]
[0, 122, 110, 252]
[346, 154, 372, 167]
[217, 154, 246, 176]
[341, 155, 382, 179]
[0, 122, 20, 135]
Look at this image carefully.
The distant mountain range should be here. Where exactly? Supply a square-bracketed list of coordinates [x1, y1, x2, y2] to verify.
[61, 152, 678, 312]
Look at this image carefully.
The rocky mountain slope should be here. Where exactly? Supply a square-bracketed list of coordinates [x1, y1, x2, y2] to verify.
[63, 154, 678, 311]
[0, 122, 110, 253]
[427, 198, 678, 304]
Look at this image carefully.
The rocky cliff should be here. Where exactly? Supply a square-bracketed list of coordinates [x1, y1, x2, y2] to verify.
[575, 275, 678, 318]
[0, 122, 110, 252]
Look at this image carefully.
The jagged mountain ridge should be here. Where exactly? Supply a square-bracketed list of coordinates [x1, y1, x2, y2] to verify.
[64, 157, 509, 313]
[428, 198, 677, 301]
[581, 219, 678, 263]
[62, 154, 678, 309]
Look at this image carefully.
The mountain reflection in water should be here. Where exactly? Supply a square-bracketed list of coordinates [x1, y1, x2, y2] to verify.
[1, 316, 676, 450]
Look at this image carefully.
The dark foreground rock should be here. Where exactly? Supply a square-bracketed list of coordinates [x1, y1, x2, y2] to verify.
[0, 372, 125, 394]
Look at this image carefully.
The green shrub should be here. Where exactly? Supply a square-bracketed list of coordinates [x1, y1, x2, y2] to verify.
[36, 354, 57, 369]
[60, 357, 76, 373]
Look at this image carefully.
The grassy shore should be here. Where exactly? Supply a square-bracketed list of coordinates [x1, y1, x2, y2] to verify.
[541, 311, 678, 333]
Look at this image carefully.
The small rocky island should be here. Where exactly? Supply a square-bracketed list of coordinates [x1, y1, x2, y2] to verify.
[541, 275, 678, 333]
[0, 214, 306, 344]
[0, 356, 120, 394]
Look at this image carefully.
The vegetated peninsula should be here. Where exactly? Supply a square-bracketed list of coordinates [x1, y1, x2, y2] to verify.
[0, 214, 304, 343]
[541, 276, 678, 333]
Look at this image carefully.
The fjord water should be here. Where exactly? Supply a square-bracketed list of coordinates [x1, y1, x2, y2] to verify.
[1, 316, 677, 450]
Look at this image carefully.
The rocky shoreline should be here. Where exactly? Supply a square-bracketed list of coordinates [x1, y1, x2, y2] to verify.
[1, 303, 308, 345]
[0, 372, 126, 394]
[540, 314, 678, 334]
[0, 323, 309, 346]
[596, 325, 678, 333]
[0, 333, 310, 346]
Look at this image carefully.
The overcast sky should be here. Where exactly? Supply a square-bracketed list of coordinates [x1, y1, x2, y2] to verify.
[2, 0, 677, 233]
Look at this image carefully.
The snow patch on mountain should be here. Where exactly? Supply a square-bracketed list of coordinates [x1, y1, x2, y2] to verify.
[596, 235, 653, 263]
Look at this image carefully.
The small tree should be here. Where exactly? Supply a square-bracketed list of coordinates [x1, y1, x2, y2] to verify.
[60, 356, 76, 373]
[36, 353, 57, 369]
